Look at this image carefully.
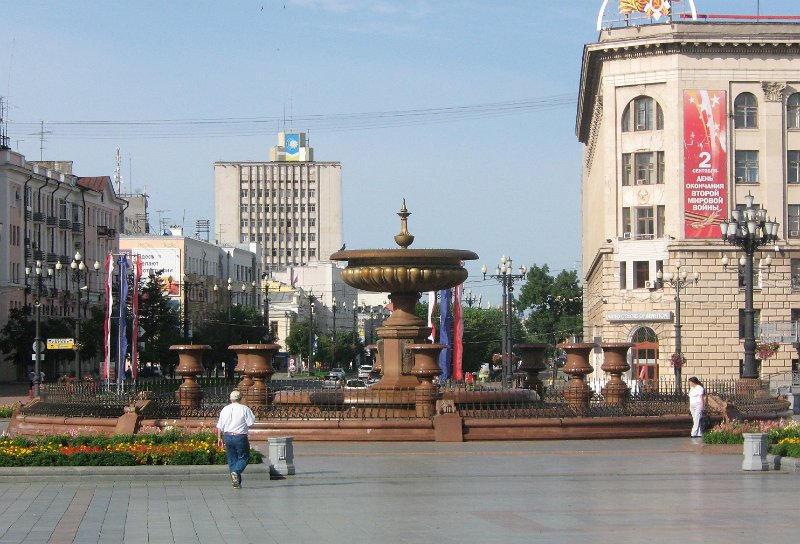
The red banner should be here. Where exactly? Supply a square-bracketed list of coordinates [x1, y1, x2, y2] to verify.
[683, 90, 727, 238]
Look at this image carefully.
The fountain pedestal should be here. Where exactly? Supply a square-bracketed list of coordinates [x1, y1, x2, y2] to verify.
[229, 344, 279, 408]
[600, 343, 632, 406]
[558, 342, 595, 415]
[373, 293, 431, 389]
[170, 344, 210, 411]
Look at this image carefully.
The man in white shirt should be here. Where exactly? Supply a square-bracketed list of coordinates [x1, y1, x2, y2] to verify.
[216, 390, 256, 488]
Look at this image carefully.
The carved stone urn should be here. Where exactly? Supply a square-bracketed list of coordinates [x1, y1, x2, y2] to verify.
[558, 342, 595, 415]
[600, 342, 632, 406]
[171, 344, 210, 410]
[515, 343, 549, 398]
[229, 344, 279, 408]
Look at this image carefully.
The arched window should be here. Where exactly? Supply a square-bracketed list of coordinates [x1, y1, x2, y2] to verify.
[734, 92, 758, 129]
[631, 327, 659, 389]
[621, 96, 664, 132]
[788, 93, 800, 129]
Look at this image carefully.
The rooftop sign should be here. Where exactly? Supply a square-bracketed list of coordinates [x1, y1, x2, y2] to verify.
[598, 0, 697, 31]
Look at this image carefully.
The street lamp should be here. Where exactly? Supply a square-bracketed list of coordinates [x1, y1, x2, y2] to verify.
[464, 289, 482, 308]
[25, 261, 48, 397]
[720, 193, 779, 379]
[482, 256, 527, 388]
[331, 296, 339, 367]
[255, 273, 272, 342]
[308, 290, 316, 371]
[656, 260, 699, 393]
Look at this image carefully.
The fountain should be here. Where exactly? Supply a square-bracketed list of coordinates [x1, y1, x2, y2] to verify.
[331, 200, 477, 394]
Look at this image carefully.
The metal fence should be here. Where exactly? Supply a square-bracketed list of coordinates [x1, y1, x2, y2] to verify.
[23, 376, 778, 421]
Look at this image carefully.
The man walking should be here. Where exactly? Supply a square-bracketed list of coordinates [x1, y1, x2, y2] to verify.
[216, 390, 256, 488]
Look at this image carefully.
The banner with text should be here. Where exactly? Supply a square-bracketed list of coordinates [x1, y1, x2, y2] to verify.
[683, 90, 727, 238]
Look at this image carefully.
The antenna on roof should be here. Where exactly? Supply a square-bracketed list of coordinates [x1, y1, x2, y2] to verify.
[0, 97, 9, 150]
[114, 147, 123, 194]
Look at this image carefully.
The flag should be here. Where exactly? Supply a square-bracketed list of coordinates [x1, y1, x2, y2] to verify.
[438, 289, 452, 381]
[427, 291, 436, 342]
[453, 284, 464, 382]
[117, 255, 129, 382]
[131, 255, 142, 382]
[103, 254, 114, 382]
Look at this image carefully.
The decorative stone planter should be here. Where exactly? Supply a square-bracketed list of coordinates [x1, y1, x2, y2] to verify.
[515, 343, 548, 398]
[405, 343, 446, 418]
[229, 344, 279, 408]
[558, 342, 595, 415]
[170, 344, 210, 411]
[600, 342, 632, 406]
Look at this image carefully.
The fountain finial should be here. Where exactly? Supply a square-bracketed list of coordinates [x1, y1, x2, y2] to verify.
[394, 199, 415, 249]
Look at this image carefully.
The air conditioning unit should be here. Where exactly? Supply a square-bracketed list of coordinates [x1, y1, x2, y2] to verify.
[736, 176, 744, 182]
[636, 179, 648, 185]
[622, 232, 632, 239]
[644, 280, 656, 289]
[791, 231, 799, 237]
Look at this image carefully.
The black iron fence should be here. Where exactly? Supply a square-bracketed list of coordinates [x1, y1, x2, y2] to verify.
[22, 376, 779, 421]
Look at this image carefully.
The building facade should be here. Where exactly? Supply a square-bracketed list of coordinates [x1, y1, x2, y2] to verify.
[0, 149, 125, 380]
[214, 132, 342, 274]
[577, 18, 800, 382]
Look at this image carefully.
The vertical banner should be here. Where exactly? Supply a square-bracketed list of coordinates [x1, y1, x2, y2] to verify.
[683, 90, 727, 238]
[103, 254, 114, 382]
[438, 289, 452, 381]
[427, 291, 436, 342]
[117, 255, 129, 382]
[131, 255, 142, 382]
[452, 284, 463, 382]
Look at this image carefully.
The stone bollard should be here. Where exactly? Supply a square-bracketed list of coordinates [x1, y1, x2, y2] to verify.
[268, 436, 295, 476]
[742, 432, 769, 471]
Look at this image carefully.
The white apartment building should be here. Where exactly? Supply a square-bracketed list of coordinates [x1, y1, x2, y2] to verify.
[214, 132, 342, 274]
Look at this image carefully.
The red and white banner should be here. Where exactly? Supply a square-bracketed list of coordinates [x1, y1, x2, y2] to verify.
[102, 254, 113, 381]
[683, 90, 727, 238]
[452, 284, 463, 382]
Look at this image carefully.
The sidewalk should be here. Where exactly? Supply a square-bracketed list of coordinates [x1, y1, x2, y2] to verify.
[0, 384, 30, 408]
[0, 438, 796, 544]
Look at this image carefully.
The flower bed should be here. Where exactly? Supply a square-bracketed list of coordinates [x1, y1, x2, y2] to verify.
[0, 404, 18, 419]
[703, 419, 800, 457]
[0, 431, 263, 467]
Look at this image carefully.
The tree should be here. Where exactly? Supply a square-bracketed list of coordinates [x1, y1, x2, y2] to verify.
[194, 304, 267, 375]
[137, 273, 182, 377]
[517, 264, 582, 345]
[0, 307, 35, 379]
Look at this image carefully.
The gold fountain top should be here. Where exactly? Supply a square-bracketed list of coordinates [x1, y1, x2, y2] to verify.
[330, 200, 477, 293]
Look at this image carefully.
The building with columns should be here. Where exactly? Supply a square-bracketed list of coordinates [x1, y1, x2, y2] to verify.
[578, 12, 800, 382]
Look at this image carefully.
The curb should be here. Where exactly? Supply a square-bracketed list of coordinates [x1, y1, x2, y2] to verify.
[0, 463, 275, 483]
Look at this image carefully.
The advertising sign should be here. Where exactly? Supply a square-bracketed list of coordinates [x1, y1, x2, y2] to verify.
[683, 90, 727, 238]
[285, 133, 300, 161]
[137, 248, 181, 296]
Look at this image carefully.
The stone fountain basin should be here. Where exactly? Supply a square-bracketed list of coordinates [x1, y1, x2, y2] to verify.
[330, 249, 478, 292]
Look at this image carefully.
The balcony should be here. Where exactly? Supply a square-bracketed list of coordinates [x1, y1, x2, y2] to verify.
[33, 250, 44, 261]
[58, 219, 71, 229]
[46, 216, 58, 226]
[72, 222, 83, 233]
[46, 252, 59, 263]
[32, 212, 44, 223]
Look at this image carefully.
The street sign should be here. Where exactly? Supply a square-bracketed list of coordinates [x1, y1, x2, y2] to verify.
[32, 340, 45, 354]
[47, 338, 75, 350]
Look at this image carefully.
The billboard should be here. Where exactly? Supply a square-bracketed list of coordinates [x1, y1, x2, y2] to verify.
[285, 133, 300, 161]
[683, 90, 727, 238]
[137, 248, 181, 296]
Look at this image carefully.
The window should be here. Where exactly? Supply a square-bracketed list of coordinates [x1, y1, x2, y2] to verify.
[735, 151, 759, 183]
[620, 262, 627, 289]
[738, 309, 761, 339]
[734, 93, 758, 128]
[635, 153, 654, 185]
[789, 205, 800, 238]
[635, 207, 654, 238]
[308, 204, 316, 212]
[622, 154, 632, 186]
[788, 93, 800, 129]
[789, 151, 800, 184]
[622, 207, 631, 237]
[633, 261, 649, 288]
[738, 265, 762, 290]
[792, 259, 800, 291]
[622, 96, 663, 132]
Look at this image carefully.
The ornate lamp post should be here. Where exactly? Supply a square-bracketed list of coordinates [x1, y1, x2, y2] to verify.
[463, 289, 482, 308]
[331, 296, 338, 367]
[25, 261, 48, 397]
[307, 290, 316, 372]
[720, 193, 779, 379]
[656, 261, 699, 393]
[482, 256, 527, 388]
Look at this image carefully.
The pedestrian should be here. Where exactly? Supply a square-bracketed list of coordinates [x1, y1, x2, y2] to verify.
[688, 376, 706, 438]
[216, 390, 256, 488]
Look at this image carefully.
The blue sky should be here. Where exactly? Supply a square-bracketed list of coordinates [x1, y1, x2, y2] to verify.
[2, 0, 795, 303]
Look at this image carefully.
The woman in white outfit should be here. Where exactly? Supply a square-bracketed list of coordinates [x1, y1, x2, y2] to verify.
[688, 376, 705, 437]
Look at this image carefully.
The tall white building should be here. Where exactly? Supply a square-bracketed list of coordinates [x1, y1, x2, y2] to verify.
[214, 132, 342, 274]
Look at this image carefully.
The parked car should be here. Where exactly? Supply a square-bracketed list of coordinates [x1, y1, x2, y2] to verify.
[357, 365, 373, 378]
[367, 370, 381, 385]
[330, 367, 346, 380]
[344, 379, 368, 390]
[321, 375, 342, 389]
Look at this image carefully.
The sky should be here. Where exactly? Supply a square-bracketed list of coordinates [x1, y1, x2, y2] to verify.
[2, 0, 795, 304]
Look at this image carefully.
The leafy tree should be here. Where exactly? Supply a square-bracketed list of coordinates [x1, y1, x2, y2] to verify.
[517, 264, 582, 345]
[194, 304, 267, 375]
[137, 273, 182, 377]
[0, 307, 35, 379]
